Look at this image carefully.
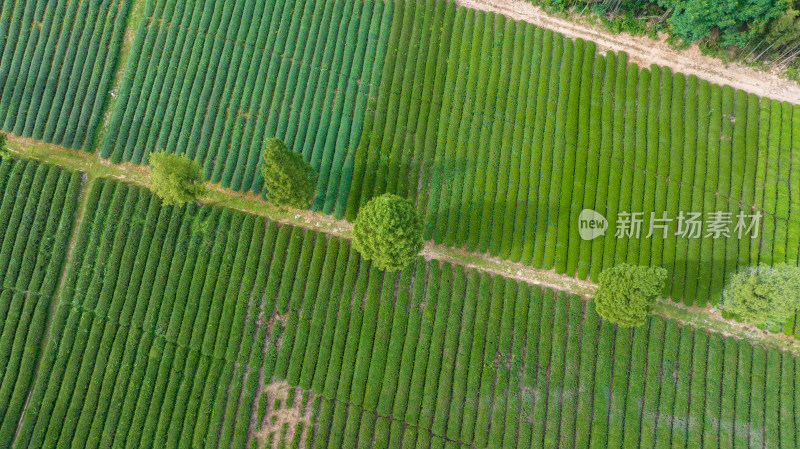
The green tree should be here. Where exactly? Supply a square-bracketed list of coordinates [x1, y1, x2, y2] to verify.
[661, 0, 789, 47]
[352, 194, 423, 271]
[260, 138, 317, 209]
[594, 264, 668, 327]
[764, 8, 800, 46]
[721, 263, 800, 330]
[149, 151, 204, 206]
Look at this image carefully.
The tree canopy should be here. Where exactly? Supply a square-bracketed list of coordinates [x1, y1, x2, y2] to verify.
[260, 138, 317, 209]
[721, 263, 800, 330]
[149, 151, 205, 206]
[594, 264, 668, 327]
[660, 0, 789, 47]
[352, 194, 423, 271]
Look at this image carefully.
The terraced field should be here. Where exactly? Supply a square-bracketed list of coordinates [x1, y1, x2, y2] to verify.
[346, 0, 800, 314]
[0, 163, 797, 448]
[16, 178, 273, 448]
[100, 0, 389, 211]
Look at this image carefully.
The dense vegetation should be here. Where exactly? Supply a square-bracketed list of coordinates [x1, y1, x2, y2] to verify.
[0, 0, 131, 149]
[0, 167, 797, 448]
[0, 158, 82, 446]
[352, 193, 423, 271]
[534, 0, 800, 73]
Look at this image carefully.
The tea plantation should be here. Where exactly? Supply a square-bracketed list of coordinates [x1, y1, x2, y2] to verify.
[92, 0, 800, 316]
[0, 163, 797, 448]
[1, 0, 800, 446]
[0, 0, 130, 149]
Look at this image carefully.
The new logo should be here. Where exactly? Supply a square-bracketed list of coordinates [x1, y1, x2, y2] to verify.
[578, 209, 607, 241]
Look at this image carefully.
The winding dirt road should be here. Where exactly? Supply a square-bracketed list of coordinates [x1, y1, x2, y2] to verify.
[456, 0, 800, 104]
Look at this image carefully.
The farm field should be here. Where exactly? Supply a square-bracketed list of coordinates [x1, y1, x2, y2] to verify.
[0, 158, 82, 446]
[15, 177, 272, 449]
[0, 0, 131, 149]
[0, 164, 798, 448]
[95, 0, 800, 316]
[100, 0, 389, 208]
[2, 0, 800, 445]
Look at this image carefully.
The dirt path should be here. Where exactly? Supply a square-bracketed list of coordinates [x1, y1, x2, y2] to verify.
[422, 244, 597, 296]
[7, 135, 800, 354]
[455, 0, 800, 104]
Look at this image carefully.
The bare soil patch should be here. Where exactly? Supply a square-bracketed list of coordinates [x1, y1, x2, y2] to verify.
[252, 382, 314, 448]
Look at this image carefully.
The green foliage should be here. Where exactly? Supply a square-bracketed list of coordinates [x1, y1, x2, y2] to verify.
[149, 151, 204, 206]
[721, 264, 800, 330]
[595, 264, 668, 327]
[763, 8, 800, 48]
[661, 0, 789, 46]
[0, 133, 9, 159]
[259, 138, 317, 209]
[352, 194, 423, 271]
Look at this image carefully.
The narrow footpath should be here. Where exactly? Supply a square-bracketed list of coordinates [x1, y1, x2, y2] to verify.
[7, 134, 800, 354]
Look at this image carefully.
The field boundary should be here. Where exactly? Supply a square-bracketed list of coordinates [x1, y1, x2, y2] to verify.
[6, 134, 800, 355]
[454, 0, 800, 104]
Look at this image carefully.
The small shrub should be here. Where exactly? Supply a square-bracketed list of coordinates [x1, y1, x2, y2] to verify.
[0, 133, 10, 159]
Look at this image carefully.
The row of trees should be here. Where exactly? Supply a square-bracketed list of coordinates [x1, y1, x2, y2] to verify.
[151, 136, 799, 327]
[151, 137, 424, 271]
[595, 262, 800, 331]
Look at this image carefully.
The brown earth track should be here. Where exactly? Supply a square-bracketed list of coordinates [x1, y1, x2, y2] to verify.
[455, 0, 800, 104]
